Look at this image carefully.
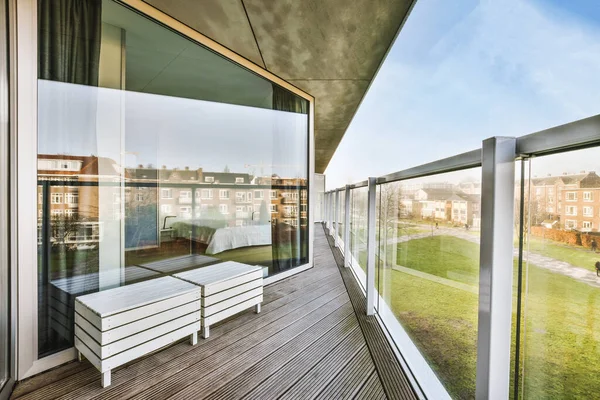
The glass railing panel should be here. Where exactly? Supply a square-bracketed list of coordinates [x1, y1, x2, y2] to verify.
[350, 187, 369, 288]
[377, 168, 482, 399]
[337, 190, 345, 248]
[514, 147, 600, 398]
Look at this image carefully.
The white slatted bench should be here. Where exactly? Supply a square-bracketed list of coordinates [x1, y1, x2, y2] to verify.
[74, 276, 201, 388]
[174, 261, 263, 339]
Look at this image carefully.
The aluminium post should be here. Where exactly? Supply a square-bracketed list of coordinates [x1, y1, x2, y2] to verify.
[476, 137, 516, 400]
[366, 177, 377, 315]
[334, 189, 340, 246]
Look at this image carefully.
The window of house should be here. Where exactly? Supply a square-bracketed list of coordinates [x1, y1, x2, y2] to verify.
[566, 220, 577, 229]
[247, 192, 253, 201]
[566, 206, 577, 216]
[161, 204, 172, 213]
[65, 193, 78, 205]
[254, 190, 264, 199]
[220, 190, 229, 199]
[235, 177, 244, 184]
[566, 192, 577, 201]
[51, 193, 63, 204]
[201, 189, 213, 199]
[180, 190, 191, 199]
[50, 209, 63, 216]
[583, 221, 592, 230]
[179, 206, 192, 218]
[270, 190, 277, 199]
[161, 189, 172, 199]
[583, 206, 593, 217]
[270, 205, 277, 213]
[136, 193, 144, 201]
[584, 192, 592, 201]
[219, 204, 228, 214]
[204, 176, 215, 183]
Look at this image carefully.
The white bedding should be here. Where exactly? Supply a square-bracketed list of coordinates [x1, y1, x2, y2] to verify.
[206, 224, 272, 254]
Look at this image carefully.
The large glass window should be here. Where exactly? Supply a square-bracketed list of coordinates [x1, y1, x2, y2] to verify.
[514, 147, 600, 398]
[377, 169, 481, 399]
[37, 0, 310, 357]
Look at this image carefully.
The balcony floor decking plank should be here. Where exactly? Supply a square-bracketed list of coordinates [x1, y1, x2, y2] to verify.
[325, 227, 418, 400]
[11, 224, 416, 400]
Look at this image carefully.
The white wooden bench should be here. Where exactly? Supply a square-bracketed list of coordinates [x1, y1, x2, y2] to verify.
[74, 276, 201, 388]
[174, 261, 263, 338]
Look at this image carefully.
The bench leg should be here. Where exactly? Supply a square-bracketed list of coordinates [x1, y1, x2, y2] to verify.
[190, 331, 198, 346]
[255, 303, 261, 314]
[101, 370, 111, 388]
[77, 351, 83, 362]
[202, 325, 210, 339]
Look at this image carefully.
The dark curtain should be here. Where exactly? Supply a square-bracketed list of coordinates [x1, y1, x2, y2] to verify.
[37, 0, 102, 356]
[272, 84, 308, 114]
[38, 0, 102, 85]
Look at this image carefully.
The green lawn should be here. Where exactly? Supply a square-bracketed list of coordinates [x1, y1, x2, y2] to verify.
[397, 235, 480, 286]
[384, 235, 600, 399]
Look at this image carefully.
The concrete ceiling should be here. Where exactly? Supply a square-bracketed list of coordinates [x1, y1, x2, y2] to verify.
[143, 0, 414, 173]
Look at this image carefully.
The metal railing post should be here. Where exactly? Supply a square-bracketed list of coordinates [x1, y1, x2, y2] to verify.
[324, 192, 328, 228]
[476, 137, 516, 399]
[328, 192, 333, 235]
[344, 185, 351, 268]
[334, 189, 340, 246]
[366, 177, 377, 315]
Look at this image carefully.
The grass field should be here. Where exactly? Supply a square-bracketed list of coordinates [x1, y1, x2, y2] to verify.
[384, 235, 600, 399]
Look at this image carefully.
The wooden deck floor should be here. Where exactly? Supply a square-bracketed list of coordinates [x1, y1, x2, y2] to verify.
[11, 225, 416, 400]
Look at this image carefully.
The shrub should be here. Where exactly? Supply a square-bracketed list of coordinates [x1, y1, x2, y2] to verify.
[530, 226, 581, 246]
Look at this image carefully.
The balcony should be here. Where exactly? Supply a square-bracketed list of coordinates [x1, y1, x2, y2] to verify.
[11, 226, 417, 400]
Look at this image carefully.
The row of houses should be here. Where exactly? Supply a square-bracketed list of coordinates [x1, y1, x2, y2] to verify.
[391, 171, 600, 233]
[530, 171, 600, 232]
[398, 185, 482, 228]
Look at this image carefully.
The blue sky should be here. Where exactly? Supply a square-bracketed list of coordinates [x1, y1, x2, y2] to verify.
[325, 0, 600, 189]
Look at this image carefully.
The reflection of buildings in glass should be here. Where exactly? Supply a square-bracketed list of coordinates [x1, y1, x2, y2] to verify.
[37, 154, 123, 247]
[531, 171, 600, 232]
[38, 156, 309, 248]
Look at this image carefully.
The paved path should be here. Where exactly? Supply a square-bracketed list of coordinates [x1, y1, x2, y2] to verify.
[391, 265, 478, 294]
